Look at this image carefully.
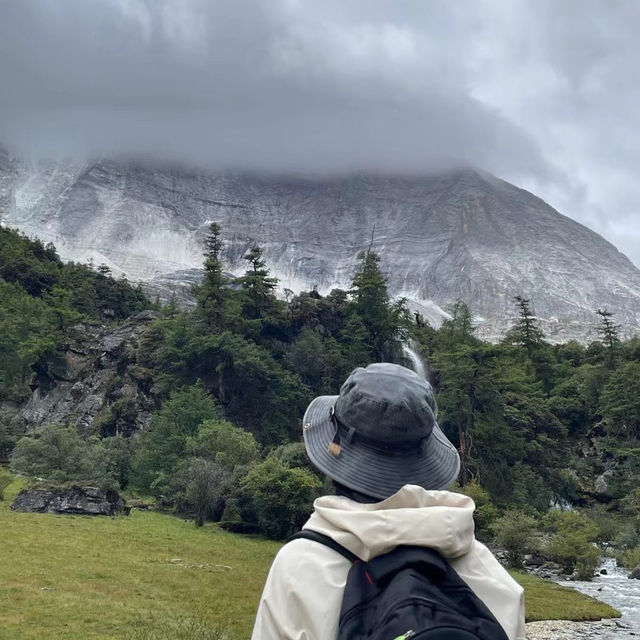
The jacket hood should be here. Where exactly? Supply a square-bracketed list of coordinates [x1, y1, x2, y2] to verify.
[303, 484, 475, 562]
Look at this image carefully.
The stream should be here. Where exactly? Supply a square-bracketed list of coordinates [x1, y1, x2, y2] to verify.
[558, 559, 639, 636]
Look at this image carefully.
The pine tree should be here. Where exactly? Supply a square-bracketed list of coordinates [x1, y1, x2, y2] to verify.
[241, 246, 278, 320]
[596, 308, 620, 369]
[204, 222, 223, 262]
[432, 343, 496, 486]
[349, 250, 398, 358]
[512, 296, 545, 355]
[508, 296, 556, 394]
[442, 300, 475, 344]
[195, 223, 227, 327]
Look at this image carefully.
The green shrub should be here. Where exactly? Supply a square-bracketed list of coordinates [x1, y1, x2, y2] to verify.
[543, 511, 601, 578]
[613, 523, 640, 551]
[621, 547, 640, 569]
[453, 480, 498, 541]
[547, 532, 600, 579]
[131, 385, 219, 494]
[493, 510, 539, 568]
[581, 504, 622, 545]
[173, 458, 231, 527]
[239, 458, 322, 539]
[10, 425, 117, 489]
[186, 419, 260, 470]
[268, 441, 324, 475]
[542, 510, 599, 539]
[0, 408, 26, 459]
[0, 468, 12, 500]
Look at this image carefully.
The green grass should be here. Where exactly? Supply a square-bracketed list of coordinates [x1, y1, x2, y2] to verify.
[0, 477, 279, 639]
[0, 476, 620, 639]
[510, 571, 620, 622]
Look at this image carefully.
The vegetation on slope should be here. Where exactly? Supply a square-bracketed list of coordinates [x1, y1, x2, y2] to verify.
[2, 221, 640, 567]
[0, 226, 150, 404]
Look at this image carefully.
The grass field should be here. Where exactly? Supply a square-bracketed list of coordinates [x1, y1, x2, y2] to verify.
[0, 476, 619, 639]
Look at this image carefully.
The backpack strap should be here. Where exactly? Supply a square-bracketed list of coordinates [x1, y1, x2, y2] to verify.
[288, 529, 361, 564]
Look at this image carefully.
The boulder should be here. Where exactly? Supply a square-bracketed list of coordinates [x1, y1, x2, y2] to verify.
[629, 565, 640, 580]
[524, 552, 546, 567]
[11, 486, 130, 516]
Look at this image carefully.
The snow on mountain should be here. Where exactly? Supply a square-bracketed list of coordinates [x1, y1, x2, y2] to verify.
[2, 148, 639, 341]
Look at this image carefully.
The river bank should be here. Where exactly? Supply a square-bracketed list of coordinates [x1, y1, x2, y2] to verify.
[526, 619, 635, 639]
[555, 558, 640, 639]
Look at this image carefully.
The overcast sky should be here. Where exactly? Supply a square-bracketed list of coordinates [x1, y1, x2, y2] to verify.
[1, 0, 639, 265]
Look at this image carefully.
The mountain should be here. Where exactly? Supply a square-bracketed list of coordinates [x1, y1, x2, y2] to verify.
[2, 147, 640, 341]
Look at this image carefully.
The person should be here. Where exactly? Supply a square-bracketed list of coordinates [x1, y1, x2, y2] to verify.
[251, 363, 525, 640]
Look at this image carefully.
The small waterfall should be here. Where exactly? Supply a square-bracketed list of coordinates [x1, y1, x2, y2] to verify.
[401, 340, 429, 381]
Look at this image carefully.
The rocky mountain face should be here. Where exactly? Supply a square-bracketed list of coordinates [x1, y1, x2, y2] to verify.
[2, 147, 640, 341]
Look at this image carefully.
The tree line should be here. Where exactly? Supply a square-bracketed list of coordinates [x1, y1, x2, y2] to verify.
[2, 223, 639, 556]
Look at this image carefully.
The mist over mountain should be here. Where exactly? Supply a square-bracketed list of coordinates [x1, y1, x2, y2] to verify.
[1, 146, 639, 342]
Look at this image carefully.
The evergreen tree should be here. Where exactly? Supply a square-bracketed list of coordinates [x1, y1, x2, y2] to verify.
[240, 246, 279, 320]
[432, 342, 496, 486]
[596, 308, 621, 369]
[349, 250, 400, 358]
[195, 223, 226, 327]
[507, 296, 556, 393]
[446, 300, 475, 341]
[600, 362, 640, 440]
[511, 296, 545, 355]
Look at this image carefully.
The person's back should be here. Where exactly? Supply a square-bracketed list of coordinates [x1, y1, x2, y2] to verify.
[251, 364, 525, 640]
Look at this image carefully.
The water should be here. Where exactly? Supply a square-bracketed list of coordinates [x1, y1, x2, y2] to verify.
[402, 341, 429, 380]
[558, 559, 640, 636]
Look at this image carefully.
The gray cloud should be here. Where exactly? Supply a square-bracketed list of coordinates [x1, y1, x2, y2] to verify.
[0, 0, 548, 175]
[0, 0, 639, 264]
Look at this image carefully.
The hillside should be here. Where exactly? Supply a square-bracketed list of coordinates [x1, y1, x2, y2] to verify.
[2, 148, 640, 341]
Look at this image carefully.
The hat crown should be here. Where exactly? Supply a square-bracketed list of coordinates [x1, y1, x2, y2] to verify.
[334, 363, 437, 445]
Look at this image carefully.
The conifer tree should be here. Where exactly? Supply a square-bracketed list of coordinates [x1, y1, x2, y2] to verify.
[596, 308, 620, 369]
[349, 250, 399, 358]
[241, 246, 278, 319]
[195, 223, 226, 327]
[508, 296, 556, 393]
[512, 296, 545, 355]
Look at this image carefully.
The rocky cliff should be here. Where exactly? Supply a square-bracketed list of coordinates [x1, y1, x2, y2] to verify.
[2, 149, 640, 341]
[17, 311, 159, 436]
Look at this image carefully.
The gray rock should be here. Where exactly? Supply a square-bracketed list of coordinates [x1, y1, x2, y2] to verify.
[3, 153, 640, 342]
[594, 470, 614, 499]
[17, 311, 160, 435]
[629, 565, 640, 579]
[11, 486, 130, 516]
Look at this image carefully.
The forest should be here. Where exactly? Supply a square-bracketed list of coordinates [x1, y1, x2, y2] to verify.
[1, 222, 639, 577]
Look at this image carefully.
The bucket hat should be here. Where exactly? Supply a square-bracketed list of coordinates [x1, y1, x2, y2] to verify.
[303, 362, 460, 500]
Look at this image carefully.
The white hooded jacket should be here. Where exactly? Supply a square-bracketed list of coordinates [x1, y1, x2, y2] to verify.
[251, 485, 525, 640]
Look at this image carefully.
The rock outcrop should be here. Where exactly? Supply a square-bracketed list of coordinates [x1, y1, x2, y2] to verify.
[11, 485, 130, 516]
[18, 311, 159, 436]
[3, 152, 640, 341]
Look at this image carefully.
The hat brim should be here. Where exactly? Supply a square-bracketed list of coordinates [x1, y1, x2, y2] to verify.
[303, 395, 461, 500]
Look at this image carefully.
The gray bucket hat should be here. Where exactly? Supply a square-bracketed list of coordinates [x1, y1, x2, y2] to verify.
[303, 362, 460, 500]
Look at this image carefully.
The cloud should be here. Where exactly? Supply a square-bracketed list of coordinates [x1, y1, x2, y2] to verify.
[0, 0, 548, 177]
[0, 0, 639, 265]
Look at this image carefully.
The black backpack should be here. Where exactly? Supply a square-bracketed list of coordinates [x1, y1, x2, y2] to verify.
[288, 530, 510, 640]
